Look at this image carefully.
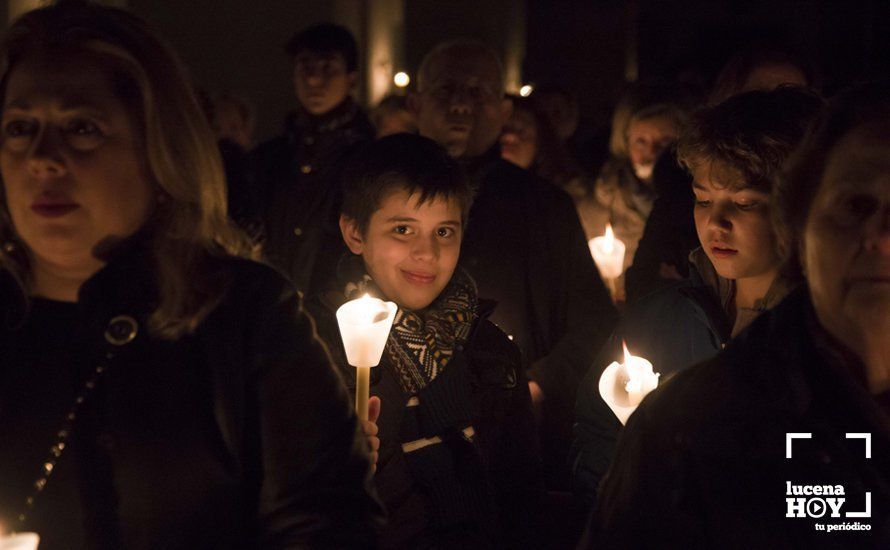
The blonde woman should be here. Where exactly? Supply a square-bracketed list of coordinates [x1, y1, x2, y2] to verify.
[0, 4, 381, 548]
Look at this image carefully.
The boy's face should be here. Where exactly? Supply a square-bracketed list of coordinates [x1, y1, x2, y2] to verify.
[293, 50, 356, 116]
[692, 161, 779, 281]
[340, 188, 463, 311]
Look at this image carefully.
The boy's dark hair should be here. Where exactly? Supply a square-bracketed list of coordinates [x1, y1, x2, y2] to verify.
[776, 81, 890, 280]
[677, 86, 824, 192]
[285, 23, 357, 72]
[341, 134, 474, 234]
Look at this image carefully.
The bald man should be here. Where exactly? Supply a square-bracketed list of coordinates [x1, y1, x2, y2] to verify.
[410, 40, 618, 494]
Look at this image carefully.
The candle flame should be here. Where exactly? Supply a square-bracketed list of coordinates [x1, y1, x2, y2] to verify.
[603, 223, 615, 254]
[622, 340, 645, 394]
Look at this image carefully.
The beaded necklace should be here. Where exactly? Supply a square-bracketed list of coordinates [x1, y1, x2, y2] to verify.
[13, 314, 139, 529]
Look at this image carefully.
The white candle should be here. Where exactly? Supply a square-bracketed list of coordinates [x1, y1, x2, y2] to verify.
[588, 223, 626, 281]
[0, 533, 39, 550]
[598, 341, 660, 425]
[336, 294, 397, 421]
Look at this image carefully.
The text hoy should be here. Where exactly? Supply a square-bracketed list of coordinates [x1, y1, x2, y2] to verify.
[785, 482, 871, 519]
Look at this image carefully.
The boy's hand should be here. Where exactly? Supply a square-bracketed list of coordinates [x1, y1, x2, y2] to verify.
[362, 396, 381, 472]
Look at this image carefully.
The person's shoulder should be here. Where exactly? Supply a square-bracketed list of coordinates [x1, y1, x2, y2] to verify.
[463, 317, 523, 386]
[468, 317, 518, 353]
[483, 157, 535, 185]
[627, 352, 743, 453]
[631, 295, 801, 446]
[628, 278, 696, 311]
[347, 107, 376, 139]
[720, 288, 809, 389]
[620, 280, 700, 333]
[498, 163, 576, 213]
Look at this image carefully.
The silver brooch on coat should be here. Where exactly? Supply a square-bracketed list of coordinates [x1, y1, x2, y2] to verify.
[104, 315, 139, 345]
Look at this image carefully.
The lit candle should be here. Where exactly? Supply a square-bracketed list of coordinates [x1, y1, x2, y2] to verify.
[0, 532, 39, 550]
[598, 341, 660, 425]
[336, 294, 397, 421]
[588, 224, 626, 299]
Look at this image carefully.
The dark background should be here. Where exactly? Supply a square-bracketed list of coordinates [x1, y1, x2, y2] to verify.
[6, 0, 888, 144]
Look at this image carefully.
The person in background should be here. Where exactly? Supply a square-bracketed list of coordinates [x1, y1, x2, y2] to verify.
[212, 92, 255, 150]
[576, 92, 687, 301]
[307, 134, 544, 548]
[370, 94, 418, 138]
[499, 94, 587, 197]
[571, 87, 824, 509]
[205, 92, 261, 240]
[584, 81, 889, 549]
[409, 41, 617, 537]
[626, 48, 818, 302]
[708, 44, 816, 106]
[621, 148, 698, 302]
[0, 4, 382, 548]
[251, 23, 374, 295]
[531, 85, 581, 145]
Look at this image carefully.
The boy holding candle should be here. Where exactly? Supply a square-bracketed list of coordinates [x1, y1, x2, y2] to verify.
[571, 87, 824, 507]
[306, 133, 544, 548]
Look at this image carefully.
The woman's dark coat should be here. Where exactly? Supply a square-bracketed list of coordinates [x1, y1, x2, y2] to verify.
[583, 288, 890, 548]
[0, 245, 382, 549]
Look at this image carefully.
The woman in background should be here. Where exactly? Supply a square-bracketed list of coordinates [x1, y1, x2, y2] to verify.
[499, 94, 586, 196]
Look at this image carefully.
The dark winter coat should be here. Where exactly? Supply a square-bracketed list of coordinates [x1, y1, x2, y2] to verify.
[461, 151, 618, 488]
[251, 99, 374, 295]
[583, 287, 890, 548]
[307, 292, 545, 549]
[0, 243, 382, 549]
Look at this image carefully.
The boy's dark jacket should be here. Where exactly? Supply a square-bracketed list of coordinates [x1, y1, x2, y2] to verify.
[306, 283, 545, 549]
[582, 287, 890, 548]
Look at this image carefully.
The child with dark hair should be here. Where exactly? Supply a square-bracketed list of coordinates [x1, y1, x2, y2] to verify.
[286, 23, 358, 72]
[284, 23, 360, 117]
[572, 86, 824, 507]
[306, 133, 544, 548]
